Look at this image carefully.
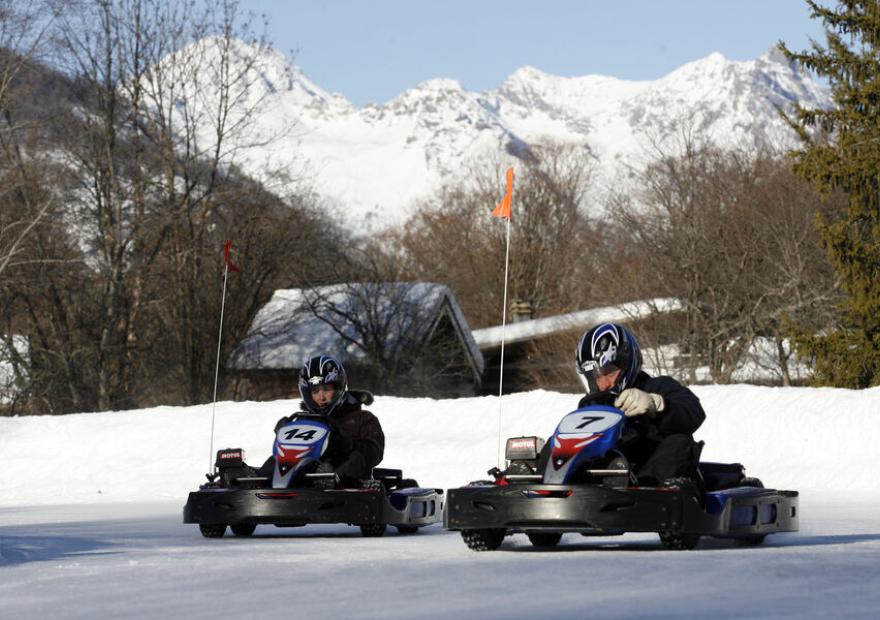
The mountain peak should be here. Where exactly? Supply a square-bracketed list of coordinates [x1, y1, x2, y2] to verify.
[179, 36, 353, 111]
[168, 40, 831, 229]
[410, 77, 465, 93]
[756, 45, 794, 68]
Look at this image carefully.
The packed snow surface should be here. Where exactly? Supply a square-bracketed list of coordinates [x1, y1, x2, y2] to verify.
[2, 385, 879, 618]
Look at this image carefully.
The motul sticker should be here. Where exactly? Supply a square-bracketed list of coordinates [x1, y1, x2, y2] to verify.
[509, 438, 536, 450]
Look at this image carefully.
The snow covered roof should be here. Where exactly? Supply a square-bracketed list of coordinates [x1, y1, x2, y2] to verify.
[229, 282, 484, 376]
[472, 298, 684, 348]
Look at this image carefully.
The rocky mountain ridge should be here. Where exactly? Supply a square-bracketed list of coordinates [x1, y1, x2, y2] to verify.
[202, 40, 830, 228]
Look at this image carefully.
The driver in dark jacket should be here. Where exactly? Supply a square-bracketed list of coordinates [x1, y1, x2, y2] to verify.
[270, 355, 384, 484]
[574, 322, 705, 485]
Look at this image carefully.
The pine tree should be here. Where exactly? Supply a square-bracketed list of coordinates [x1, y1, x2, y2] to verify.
[780, 1, 880, 387]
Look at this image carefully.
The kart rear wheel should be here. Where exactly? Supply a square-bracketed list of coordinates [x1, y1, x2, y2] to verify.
[659, 530, 701, 550]
[199, 524, 227, 538]
[231, 524, 257, 537]
[461, 528, 505, 551]
[527, 532, 563, 548]
[359, 523, 387, 537]
[396, 525, 419, 534]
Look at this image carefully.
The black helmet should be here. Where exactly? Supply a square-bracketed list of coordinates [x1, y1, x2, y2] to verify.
[575, 323, 642, 396]
[298, 355, 348, 414]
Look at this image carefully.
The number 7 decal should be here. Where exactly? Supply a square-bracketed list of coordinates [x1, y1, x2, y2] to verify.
[575, 416, 604, 429]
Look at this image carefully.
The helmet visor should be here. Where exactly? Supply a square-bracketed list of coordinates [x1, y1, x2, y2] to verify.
[577, 360, 620, 395]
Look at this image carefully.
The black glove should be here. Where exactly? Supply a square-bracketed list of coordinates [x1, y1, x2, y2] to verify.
[332, 430, 354, 455]
[334, 451, 367, 481]
[323, 417, 354, 454]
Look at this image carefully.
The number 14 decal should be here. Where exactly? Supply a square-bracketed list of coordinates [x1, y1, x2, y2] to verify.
[284, 428, 318, 441]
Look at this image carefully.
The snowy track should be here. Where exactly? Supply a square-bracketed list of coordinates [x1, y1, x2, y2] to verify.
[3, 386, 880, 617]
[2, 498, 878, 619]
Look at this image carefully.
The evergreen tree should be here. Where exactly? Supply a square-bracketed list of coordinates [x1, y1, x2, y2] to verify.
[780, 1, 880, 387]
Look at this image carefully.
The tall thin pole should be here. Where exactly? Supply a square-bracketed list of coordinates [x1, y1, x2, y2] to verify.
[496, 215, 512, 469]
[209, 263, 230, 474]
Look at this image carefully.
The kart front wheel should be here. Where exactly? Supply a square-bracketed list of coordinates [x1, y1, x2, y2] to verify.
[527, 532, 563, 548]
[199, 524, 227, 538]
[735, 534, 767, 546]
[659, 530, 700, 550]
[396, 525, 419, 534]
[231, 524, 257, 537]
[359, 523, 387, 537]
[461, 528, 505, 551]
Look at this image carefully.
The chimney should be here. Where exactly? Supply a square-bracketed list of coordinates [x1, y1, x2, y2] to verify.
[510, 299, 533, 323]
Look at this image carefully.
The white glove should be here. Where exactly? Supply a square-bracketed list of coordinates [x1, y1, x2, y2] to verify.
[615, 388, 664, 418]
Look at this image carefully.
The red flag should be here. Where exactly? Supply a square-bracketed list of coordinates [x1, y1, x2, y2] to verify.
[491, 167, 514, 219]
[223, 239, 240, 273]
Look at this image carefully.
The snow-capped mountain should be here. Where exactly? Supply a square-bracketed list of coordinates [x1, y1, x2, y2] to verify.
[195, 40, 830, 229]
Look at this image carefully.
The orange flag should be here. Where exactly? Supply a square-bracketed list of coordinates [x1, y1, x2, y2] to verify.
[491, 167, 514, 219]
[224, 239, 240, 273]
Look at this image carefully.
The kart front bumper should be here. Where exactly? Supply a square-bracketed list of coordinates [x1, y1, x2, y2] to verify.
[184, 486, 443, 528]
[444, 483, 798, 537]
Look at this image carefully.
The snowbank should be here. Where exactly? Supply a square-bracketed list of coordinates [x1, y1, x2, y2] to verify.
[1, 384, 877, 506]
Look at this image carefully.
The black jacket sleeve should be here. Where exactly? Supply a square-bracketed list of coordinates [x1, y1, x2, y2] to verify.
[352, 410, 385, 469]
[636, 373, 705, 435]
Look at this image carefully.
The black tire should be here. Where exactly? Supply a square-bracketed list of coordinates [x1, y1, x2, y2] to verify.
[659, 530, 701, 550]
[199, 524, 226, 538]
[397, 478, 419, 489]
[359, 523, 387, 537]
[312, 461, 338, 490]
[740, 477, 764, 488]
[527, 532, 563, 548]
[735, 534, 767, 546]
[230, 523, 257, 537]
[396, 525, 419, 535]
[461, 528, 505, 551]
[659, 476, 702, 550]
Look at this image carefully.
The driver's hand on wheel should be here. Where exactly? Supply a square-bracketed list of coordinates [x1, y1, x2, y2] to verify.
[615, 388, 664, 418]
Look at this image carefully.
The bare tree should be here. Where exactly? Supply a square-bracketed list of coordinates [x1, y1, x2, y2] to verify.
[46, 0, 287, 407]
[394, 142, 600, 329]
[612, 138, 837, 384]
[0, 1, 64, 278]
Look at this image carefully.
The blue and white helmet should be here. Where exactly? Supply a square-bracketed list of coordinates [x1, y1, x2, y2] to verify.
[575, 323, 642, 395]
[298, 355, 348, 414]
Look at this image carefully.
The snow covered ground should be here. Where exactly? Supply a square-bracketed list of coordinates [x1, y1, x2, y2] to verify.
[2, 386, 879, 618]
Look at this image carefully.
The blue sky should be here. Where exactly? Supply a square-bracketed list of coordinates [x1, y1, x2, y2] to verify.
[244, 0, 826, 107]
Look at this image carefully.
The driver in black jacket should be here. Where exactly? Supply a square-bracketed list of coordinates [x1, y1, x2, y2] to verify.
[262, 355, 385, 486]
[574, 322, 705, 485]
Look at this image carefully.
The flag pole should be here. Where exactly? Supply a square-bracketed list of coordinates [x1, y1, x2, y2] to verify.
[208, 261, 230, 476]
[490, 166, 514, 471]
[496, 214, 512, 469]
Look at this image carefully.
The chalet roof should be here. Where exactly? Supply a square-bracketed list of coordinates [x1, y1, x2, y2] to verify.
[472, 298, 684, 349]
[228, 282, 484, 377]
